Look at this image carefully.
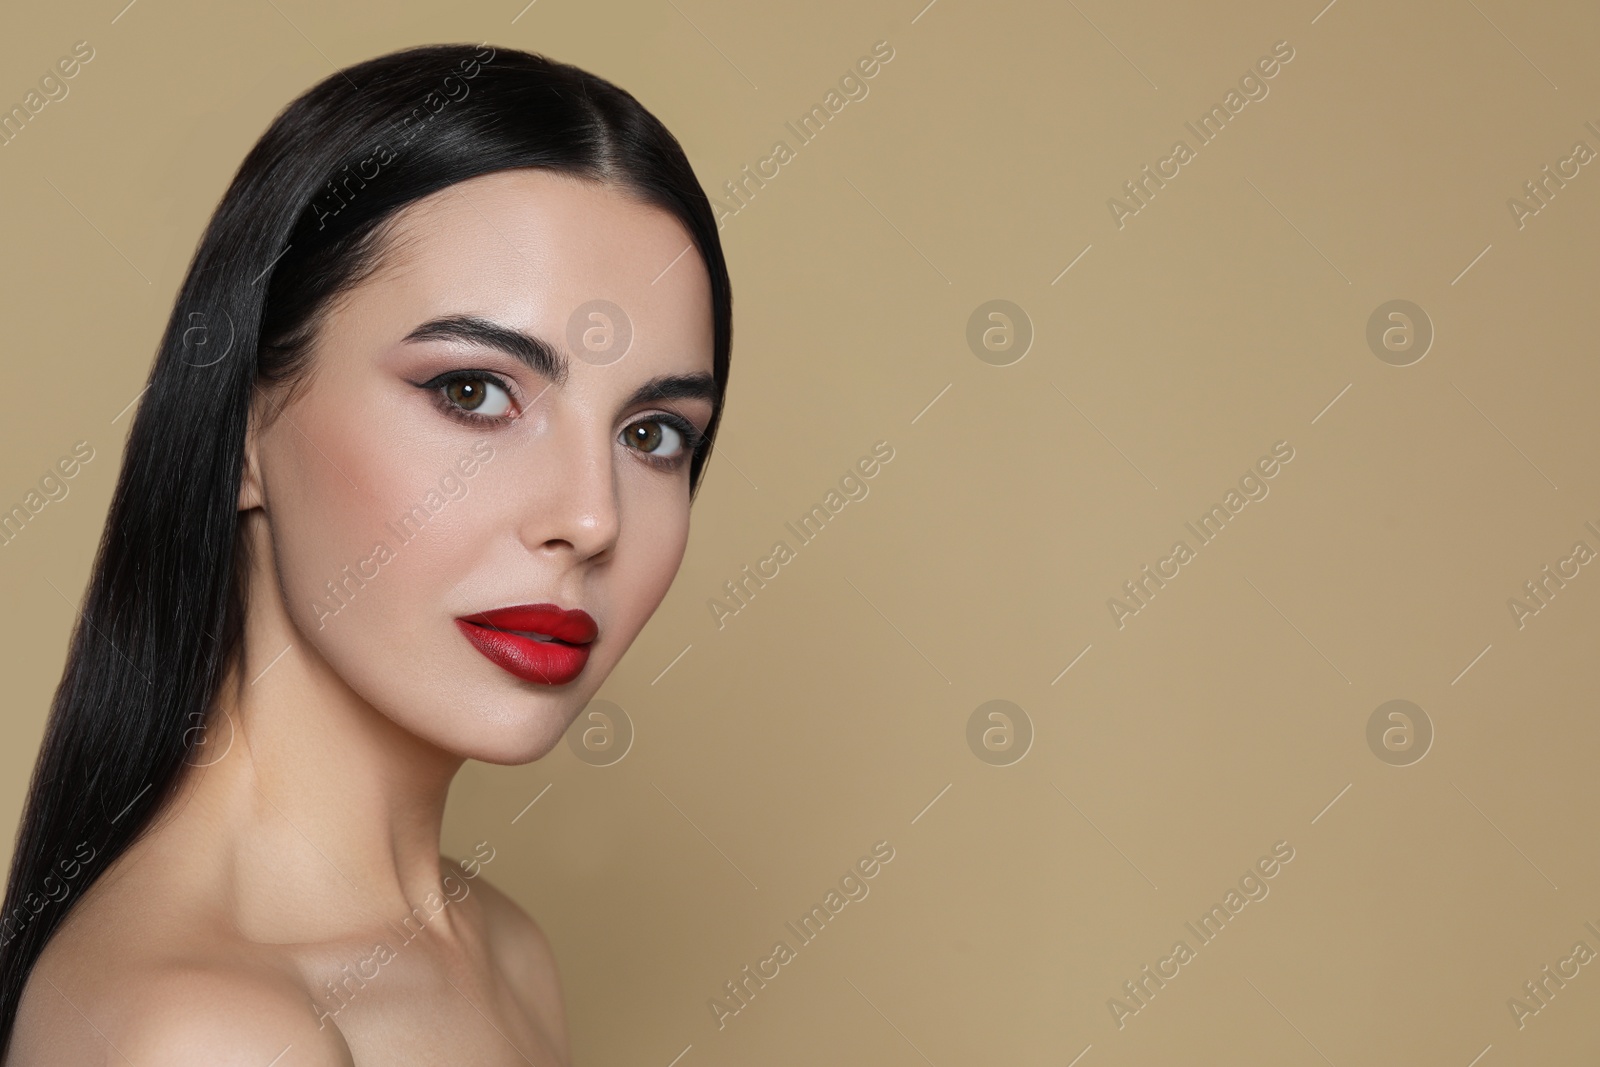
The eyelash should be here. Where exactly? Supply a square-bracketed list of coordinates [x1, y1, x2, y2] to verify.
[417, 369, 705, 472]
[627, 412, 705, 472]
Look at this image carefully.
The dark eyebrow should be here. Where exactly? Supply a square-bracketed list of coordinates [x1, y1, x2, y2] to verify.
[404, 315, 568, 385]
[626, 371, 718, 409]
[402, 314, 717, 410]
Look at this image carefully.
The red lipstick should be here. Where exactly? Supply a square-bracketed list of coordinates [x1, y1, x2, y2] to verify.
[455, 603, 598, 686]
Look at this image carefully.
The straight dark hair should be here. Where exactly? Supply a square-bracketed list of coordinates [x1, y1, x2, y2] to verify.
[0, 41, 731, 1049]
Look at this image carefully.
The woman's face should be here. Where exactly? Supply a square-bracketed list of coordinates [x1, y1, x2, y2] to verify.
[244, 168, 716, 764]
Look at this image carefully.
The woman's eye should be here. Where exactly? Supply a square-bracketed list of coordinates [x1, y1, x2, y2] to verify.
[441, 376, 513, 417]
[622, 417, 686, 459]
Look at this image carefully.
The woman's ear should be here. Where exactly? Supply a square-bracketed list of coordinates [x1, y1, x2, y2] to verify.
[238, 398, 264, 512]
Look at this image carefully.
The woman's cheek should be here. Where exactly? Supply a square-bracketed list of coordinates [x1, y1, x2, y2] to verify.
[269, 433, 433, 646]
[625, 494, 692, 621]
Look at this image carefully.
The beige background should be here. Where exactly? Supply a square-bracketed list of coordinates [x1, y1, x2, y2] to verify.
[3, 0, 1599, 1063]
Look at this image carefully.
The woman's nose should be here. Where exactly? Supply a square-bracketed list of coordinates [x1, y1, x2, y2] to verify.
[514, 416, 621, 563]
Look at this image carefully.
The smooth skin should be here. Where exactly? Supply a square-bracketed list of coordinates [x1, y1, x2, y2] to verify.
[7, 169, 717, 1065]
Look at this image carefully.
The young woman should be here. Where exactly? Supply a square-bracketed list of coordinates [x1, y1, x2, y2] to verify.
[0, 41, 731, 1064]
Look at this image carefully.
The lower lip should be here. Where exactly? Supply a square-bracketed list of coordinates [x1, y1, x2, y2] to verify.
[454, 620, 591, 686]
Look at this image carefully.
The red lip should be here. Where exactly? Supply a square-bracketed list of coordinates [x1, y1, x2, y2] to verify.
[462, 604, 598, 643]
[456, 603, 598, 686]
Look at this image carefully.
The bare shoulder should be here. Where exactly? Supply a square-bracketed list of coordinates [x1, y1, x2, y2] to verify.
[11, 938, 354, 1066]
[118, 965, 355, 1066]
[453, 859, 570, 1065]
[470, 868, 556, 958]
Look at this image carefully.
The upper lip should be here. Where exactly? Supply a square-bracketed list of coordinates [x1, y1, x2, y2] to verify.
[458, 603, 598, 645]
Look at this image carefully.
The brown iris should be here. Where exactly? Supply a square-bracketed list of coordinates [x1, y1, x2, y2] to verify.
[445, 378, 490, 410]
[626, 421, 663, 452]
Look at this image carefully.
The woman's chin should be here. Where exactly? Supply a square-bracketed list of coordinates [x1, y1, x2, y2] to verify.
[416, 708, 578, 767]
[466, 733, 566, 767]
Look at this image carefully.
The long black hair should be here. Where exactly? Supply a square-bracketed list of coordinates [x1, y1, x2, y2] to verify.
[0, 41, 731, 1048]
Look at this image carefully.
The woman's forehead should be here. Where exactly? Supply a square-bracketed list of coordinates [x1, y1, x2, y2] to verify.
[312, 172, 713, 383]
[381, 169, 702, 292]
[328, 170, 714, 368]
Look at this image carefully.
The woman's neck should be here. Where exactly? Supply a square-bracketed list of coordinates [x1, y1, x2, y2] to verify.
[144, 516, 468, 946]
